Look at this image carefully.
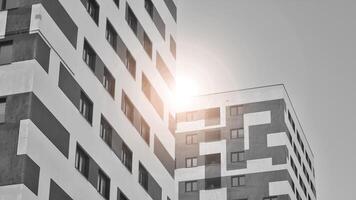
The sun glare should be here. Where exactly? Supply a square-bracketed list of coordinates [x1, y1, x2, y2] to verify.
[174, 75, 199, 109]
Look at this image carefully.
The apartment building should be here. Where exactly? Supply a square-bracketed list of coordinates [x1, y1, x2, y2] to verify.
[0, 0, 317, 200]
[175, 85, 317, 200]
[0, 0, 177, 200]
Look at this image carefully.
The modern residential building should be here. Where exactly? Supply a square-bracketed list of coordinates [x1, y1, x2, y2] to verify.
[0, 0, 317, 200]
[175, 85, 317, 200]
[0, 0, 177, 200]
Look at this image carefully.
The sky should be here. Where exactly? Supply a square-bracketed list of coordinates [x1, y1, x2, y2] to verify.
[177, 0, 356, 199]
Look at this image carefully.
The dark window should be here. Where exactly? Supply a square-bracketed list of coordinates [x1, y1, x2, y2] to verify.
[83, 40, 96, 71]
[0, 98, 6, 123]
[0, 0, 6, 10]
[185, 181, 198, 192]
[122, 93, 134, 123]
[97, 170, 110, 199]
[288, 110, 296, 131]
[231, 175, 245, 187]
[231, 128, 244, 139]
[185, 157, 197, 168]
[156, 52, 175, 90]
[121, 142, 132, 172]
[119, 191, 129, 200]
[75, 145, 89, 178]
[126, 5, 137, 33]
[168, 113, 176, 135]
[113, 0, 119, 8]
[106, 20, 118, 49]
[143, 33, 152, 58]
[144, 0, 154, 17]
[140, 119, 150, 145]
[205, 177, 221, 190]
[263, 196, 278, 200]
[79, 92, 93, 124]
[100, 116, 112, 146]
[142, 74, 164, 118]
[186, 134, 198, 144]
[170, 36, 176, 59]
[82, 0, 99, 24]
[125, 50, 136, 78]
[138, 163, 149, 190]
[231, 151, 245, 163]
[0, 41, 13, 65]
[296, 191, 302, 200]
[205, 154, 220, 165]
[103, 68, 115, 97]
[290, 156, 298, 177]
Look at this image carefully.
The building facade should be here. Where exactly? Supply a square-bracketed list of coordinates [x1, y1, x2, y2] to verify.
[0, 0, 177, 200]
[0, 1, 317, 200]
[175, 85, 317, 200]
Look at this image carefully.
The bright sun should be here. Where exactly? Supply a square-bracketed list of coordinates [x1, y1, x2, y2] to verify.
[174, 75, 199, 109]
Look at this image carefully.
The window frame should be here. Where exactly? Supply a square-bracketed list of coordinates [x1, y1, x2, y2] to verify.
[185, 157, 198, 168]
[0, 97, 6, 123]
[231, 175, 245, 187]
[231, 151, 245, 163]
[75, 145, 89, 178]
[97, 170, 110, 199]
[185, 181, 198, 192]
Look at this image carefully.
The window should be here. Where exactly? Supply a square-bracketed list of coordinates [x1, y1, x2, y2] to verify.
[170, 36, 176, 59]
[79, 92, 93, 123]
[83, 40, 96, 71]
[231, 151, 245, 163]
[0, 0, 6, 10]
[0, 40, 13, 65]
[231, 128, 244, 139]
[100, 116, 112, 146]
[75, 145, 89, 178]
[143, 33, 152, 58]
[121, 142, 132, 172]
[263, 196, 278, 200]
[119, 192, 129, 200]
[205, 177, 221, 190]
[97, 170, 110, 199]
[205, 154, 220, 165]
[103, 68, 115, 97]
[296, 190, 302, 200]
[185, 181, 198, 192]
[113, 0, 119, 8]
[139, 163, 149, 190]
[122, 93, 134, 123]
[231, 175, 245, 187]
[82, 0, 99, 24]
[142, 74, 164, 118]
[168, 113, 176, 135]
[185, 157, 198, 168]
[140, 119, 150, 144]
[106, 20, 117, 49]
[125, 50, 136, 78]
[290, 156, 298, 177]
[144, 0, 154, 17]
[0, 98, 6, 123]
[126, 5, 137, 33]
[186, 134, 198, 144]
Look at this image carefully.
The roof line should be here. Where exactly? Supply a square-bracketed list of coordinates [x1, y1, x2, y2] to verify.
[192, 83, 285, 97]
[281, 85, 315, 158]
